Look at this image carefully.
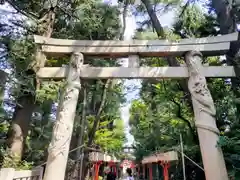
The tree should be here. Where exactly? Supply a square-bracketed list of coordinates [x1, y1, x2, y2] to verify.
[210, 0, 240, 118]
[0, 1, 126, 177]
[129, 2, 240, 179]
[1, 0, 57, 162]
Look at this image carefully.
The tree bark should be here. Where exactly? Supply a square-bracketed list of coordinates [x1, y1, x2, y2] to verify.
[5, 94, 35, 161]
[185, 51, 228, 180]
[43, 52, 83, 180]
[70, 86, 87, 180]
[79, 79, 111, 179]
[6, 6, 56, 161]
[77, 86, 87, 180]
[87, 79, 111, 148]
[141, 0, 166, 38]
[0, 70, 7, 105]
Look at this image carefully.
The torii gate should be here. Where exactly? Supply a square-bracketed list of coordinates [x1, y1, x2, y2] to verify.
[33, 32, 239, 180]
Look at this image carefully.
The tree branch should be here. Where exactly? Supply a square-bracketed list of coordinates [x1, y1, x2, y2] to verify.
[87, 79, 112, 147]
[171, 97, 198, 142]
[179, 0, 191, 18]
[141, 0, 166, 38]
[5, 0, 38, 21]
[141, 0, 193, 110]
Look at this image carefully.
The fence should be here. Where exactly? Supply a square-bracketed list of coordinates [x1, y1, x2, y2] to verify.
[0, 167, 43, 180]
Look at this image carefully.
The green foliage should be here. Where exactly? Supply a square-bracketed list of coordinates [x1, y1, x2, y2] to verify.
[218, 133, 240, 179]
[2, 1, 240, 180]
[1, 0, 125, 172]
[23, 119, 54, 165]
[173, 4, 218, 38]
[81, 81, 126, 155]
[36, 81, 65, 103]
[1, 150, 33, 170]
[53, 1, 121, 40]
[130, 2, 240, 179]
[95, 118, 125, 153]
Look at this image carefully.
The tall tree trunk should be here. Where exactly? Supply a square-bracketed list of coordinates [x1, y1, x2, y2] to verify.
[140, 0, 191, 97]
[0, 70, 7, 105]
[70, 86, 87, 180]
[87, 79, 111, 147]
[6, 7, 56, 161]
[141, 0, 166, 38]
[77, 86, 87, 179]
[6, 94, 35, 162]
[211, 0, 240, 118]
[140, 0, 196, 137]
[81, 79, 111, 179]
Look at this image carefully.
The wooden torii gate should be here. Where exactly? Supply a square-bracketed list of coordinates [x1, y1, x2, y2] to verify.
[33, 32, 238, 180]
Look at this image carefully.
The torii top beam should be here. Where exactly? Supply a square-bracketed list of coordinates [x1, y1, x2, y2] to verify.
[34, 33, 238, 58]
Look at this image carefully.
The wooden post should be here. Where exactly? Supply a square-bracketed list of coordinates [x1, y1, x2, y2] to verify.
[184, 51, 228, 180]
[43, 52, 83, 180]
[95, 161, 102, 180]
[160, 162, 170, 180]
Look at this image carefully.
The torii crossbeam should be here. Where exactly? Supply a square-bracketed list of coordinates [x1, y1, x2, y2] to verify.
[34, 33, 237, 57]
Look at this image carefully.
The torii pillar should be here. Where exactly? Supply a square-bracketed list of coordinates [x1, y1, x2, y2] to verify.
[184, 51, 228, 180]
[43, 52, 83, 180]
